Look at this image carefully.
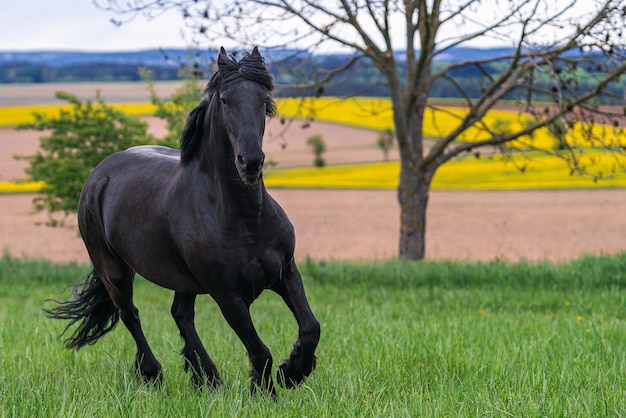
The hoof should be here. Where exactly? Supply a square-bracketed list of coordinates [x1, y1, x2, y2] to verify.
[136, 367, 163, 385]
[277, 355, 316, 389]
[133, 357, 163, 385]
[250, 368, 276, 399]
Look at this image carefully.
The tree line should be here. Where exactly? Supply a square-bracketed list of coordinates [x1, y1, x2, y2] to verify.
[273, 53, 626, 105]
[0, 63, 179, 83]
[2, 54, 624, 105]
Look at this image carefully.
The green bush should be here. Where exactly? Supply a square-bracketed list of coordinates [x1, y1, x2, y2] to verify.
[15, 91, 154, 225]
[306, 134, 327, 167]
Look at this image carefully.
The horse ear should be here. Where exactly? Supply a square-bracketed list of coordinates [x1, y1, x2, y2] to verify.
[251, 47, 261, 58]
[217, 47, 228, 67]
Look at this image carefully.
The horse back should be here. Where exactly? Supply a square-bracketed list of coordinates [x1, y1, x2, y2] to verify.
[78, 146, 194, 286]
[79, 146, 180, 226]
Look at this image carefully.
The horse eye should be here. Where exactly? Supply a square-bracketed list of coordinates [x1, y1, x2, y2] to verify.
[220, 97, 228, 106]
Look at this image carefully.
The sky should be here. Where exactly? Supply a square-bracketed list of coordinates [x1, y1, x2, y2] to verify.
[0, 0, 189, 51]
[0, 0, 517, 53]
[0, 0, 600, 53]
[0, 0, 524, 52]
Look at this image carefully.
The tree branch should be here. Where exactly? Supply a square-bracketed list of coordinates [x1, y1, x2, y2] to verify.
[435, 59, 626, 167]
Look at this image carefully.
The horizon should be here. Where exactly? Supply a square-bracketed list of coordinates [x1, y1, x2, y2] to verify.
[0, 44, 514, 54]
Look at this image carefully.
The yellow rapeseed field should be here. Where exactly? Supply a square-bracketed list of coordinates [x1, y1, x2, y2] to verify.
[265, 152, 626, 190]
[0, 181, 46, 193]
[276, 97, 625, 151]
[268, 97, 625, 190]
[0, 103, 156, 127]
[4, 98, 621, 154]
[2, 98, 624, 192]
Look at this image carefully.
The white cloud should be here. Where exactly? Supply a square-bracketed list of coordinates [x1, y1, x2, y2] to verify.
[0, 0, 189, 51]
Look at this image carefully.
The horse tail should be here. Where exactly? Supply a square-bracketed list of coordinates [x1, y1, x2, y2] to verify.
[44, 268, 119, 349]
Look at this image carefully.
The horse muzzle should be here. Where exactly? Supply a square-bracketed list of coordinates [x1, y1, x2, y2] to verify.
[236, 152, 265, 185]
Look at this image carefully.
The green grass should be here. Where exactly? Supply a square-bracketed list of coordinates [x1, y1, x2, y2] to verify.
[1, 254, 626, 416]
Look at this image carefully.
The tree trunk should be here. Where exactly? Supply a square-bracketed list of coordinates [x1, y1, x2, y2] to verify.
[397, 164, 431, 261]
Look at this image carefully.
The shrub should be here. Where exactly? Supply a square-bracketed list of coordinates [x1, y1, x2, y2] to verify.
[15, 91, 154, 225]
[306, 134, 327, 167]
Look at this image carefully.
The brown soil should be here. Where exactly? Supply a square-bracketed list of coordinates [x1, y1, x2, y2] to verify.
[0, 82, 182, 105]
[2, 84, 625, 263]
[3, 187, 626, 264]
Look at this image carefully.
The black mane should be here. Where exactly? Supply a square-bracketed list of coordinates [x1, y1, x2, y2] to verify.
[179, 50, 276, 165]
[207, 50, 275, 96]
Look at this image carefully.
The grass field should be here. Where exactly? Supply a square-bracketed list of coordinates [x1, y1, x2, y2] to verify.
[1, 254, 625, 416]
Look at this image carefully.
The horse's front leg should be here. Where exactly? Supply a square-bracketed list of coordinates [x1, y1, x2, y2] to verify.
[271, 260, 320, 389]
[171, 292, 222, 388]
[216, 294, 276, 398]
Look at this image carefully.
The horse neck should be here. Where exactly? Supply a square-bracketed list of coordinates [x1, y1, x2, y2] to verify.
[191, 115, 266, 212]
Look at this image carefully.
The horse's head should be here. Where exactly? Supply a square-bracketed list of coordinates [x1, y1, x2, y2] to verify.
[179, 47, 276, 185]
[214, 47, 276, 185]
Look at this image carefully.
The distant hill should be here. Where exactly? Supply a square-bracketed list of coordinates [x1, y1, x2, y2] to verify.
[0, 47, 514, 67]
[1, 47, 620, 104]
[0, 49, 220, 84]
[0, 47, 515, 85]
[0, 49, 205, 67]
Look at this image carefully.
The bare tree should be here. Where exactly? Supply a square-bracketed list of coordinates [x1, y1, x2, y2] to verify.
[96, 0, 626, 260]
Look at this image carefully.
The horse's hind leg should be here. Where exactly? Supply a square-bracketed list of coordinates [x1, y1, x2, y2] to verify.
[271, 260, 320, 389]
[96, 258, 162, 383]
[171, 292, 221, 388]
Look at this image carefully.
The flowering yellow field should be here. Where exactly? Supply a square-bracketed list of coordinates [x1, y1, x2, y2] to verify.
[264, 152, 626, 190]
[6, 154, 620, 194]
[268, 97, 625, 190]
[2, 98, 624, 192]
[0, 181, 46, 193]
[276, 97, 625, 151]
[0, 103, 156, 126]
[4, 98, 622, 154]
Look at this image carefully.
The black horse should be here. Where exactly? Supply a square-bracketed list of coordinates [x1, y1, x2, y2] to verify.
[45, 47, 320, 397]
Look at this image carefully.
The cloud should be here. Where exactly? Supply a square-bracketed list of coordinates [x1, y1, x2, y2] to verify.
[0, 0, 188, 51]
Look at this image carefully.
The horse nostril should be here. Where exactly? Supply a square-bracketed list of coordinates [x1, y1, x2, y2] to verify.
[238, 154, 264, 172]
[252, 156, 264, 171]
